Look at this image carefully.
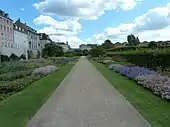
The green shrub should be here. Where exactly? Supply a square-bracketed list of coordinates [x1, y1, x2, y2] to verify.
[107, 48, 170, 71]
[0, 76, 42, 95]
[0, 70, 32, 81]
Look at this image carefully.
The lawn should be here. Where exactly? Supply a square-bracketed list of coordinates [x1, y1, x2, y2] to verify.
[0, 63, 74, 127]
[91, 60, 170, 127]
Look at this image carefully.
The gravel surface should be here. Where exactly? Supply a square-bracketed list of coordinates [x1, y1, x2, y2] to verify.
[27, 57, 151, 127]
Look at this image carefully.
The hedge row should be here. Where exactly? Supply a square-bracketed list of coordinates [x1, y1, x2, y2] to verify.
[106, 45, 170, 52]
[107, 49, 170, 71]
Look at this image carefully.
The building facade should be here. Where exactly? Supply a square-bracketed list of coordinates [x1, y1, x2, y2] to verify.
[39, 33, 52, 50]
[56, 42, 71, 52]
[13, 22, 28, 59]
[0, 9, 14, 56]
[79, 44, 97, 51]
[27, 26, 40, 58]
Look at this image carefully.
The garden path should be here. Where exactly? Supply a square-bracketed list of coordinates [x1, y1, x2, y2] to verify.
[27, 56, 151, 127]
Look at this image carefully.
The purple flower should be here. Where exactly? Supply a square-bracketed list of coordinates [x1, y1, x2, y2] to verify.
[118, 66, 154, 79]
[136, 74, 170, 99]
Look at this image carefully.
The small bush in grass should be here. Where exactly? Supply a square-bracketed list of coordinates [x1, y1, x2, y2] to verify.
[32, 65, 57, 76]
[136, 74, 170, 99]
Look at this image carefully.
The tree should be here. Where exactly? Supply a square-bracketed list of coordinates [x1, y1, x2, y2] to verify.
[89, 47, 105, 57]
[101, 39, 114, 49]
[20, 54, 26, 60]
[127, 34, 140, 46]
[42, 42, 64, 58]
[36, 50, 41, 59]
[10, 53, 19, 61]
[82, 49, 89, 56]
[27, 50, 33, 59]
[148, 41, 157, 49]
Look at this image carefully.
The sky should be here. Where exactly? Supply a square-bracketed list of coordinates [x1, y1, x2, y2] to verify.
[1, 0, 170, 48]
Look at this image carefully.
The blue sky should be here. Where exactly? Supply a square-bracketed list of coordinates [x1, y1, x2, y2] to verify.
[1, 0, 170, 48]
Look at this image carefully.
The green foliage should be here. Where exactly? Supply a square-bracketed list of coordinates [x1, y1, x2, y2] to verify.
[148, 41, 158, 49]
[0, 55, 10, 62]
[42, 43, 64, 58]
[127, 34, 140, 46]
[20, 54, 26, 60]
[107, 48, 170, 71]
[36, 50, 41, 59]
[10, 53, 19, 61]
[101, 39, 114, 49]
[89, 47, 105, 57]
[0, 70, 32, 81]
[106, 45, 170, 52]
[64, 49, 82, 57]
[82, 49, 89, 56]
[0, 76, 42, 95]
[27, 50, 33, 59]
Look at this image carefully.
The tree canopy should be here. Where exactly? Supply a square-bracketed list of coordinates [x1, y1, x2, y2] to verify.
[42, 43, 64, 58]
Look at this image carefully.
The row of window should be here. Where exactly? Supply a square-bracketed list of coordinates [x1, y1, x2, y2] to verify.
[0, 24, 12, 32]
[1, 42, 20, 49]
[14, 31, 27, 38]
[0, 16, 13, 25]
[0, 33, 13, 40]
[15, 25, 25, 32]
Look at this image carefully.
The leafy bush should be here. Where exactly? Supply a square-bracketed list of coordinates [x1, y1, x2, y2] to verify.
[107, 48, 170, 71]
[0, 70, 32, 81]
[118, 66, 154, 79]
[32, 65, 57, 76]
[136, 74, 170, 99]
[0, 76, 42, 95]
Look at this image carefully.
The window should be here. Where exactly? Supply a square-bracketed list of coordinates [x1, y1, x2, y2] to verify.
[4, 26, 6, 31]
[5, 43, 7, 47]
[7, 20, 9, 24]
[8, 43, 10, 48]
[10, 28, 12, 33]
[0, 24, 2, 29]
[7, 27, 9, 32]
[11, 43, 13, 48]
[0, 17, 2, 20]
[19, 27, 21, 30]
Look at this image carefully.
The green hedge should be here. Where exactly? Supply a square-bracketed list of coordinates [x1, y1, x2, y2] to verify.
[107, 49, 170, 71]
[106, 45, 170, 52]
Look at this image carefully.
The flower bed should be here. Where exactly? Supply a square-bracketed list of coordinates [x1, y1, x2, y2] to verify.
[32, 65, 57, 76]
[101, 60, 170, 100]
[118, 66, 154, 79]
[136, 74, 170, 99]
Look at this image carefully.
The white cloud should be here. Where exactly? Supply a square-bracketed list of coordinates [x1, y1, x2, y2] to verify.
[20, 8, 25, 11]
[33, 0, 142, 20]
[90, 2, 170, 43]
[34, 15, 83, 48]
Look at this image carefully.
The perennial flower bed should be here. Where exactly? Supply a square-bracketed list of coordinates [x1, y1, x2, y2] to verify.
[0, 57, 76, 100]
[94, 58, 170, 100]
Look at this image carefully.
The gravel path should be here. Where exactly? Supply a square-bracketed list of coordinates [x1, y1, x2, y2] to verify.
[27, 57, 151, 127]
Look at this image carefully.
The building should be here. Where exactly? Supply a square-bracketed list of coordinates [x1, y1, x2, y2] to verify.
[27, 25, 40, 58]
[38, 33, 52, 50]
[79, 44, 97, 51]
[56, 42, 71, 52]
[13, 20, 29, 59]
[0, 9, 14, 56]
